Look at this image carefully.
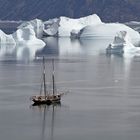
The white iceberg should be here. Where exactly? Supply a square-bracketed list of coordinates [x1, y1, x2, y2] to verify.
[43, 14, 102, 37]
[80, 23, 140, 43]
[18, 19, 44, 38]
[43, 14, 140, 43]
[0, 30, 16, 45]
[12, 25, 45, 46]
[0, 21, 46, 60]
[59, 14, 102, 37]
[0, 19, 46, 60]
[1, 14, 140, 59]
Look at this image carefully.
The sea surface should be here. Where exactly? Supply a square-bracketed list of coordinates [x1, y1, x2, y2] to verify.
[0, 37, 140, 140]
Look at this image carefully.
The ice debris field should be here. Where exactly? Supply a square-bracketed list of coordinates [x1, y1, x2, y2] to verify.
[0, 14, 140, 59]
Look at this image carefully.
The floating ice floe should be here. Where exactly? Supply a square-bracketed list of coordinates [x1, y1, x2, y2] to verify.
[106, 31, 140, 55]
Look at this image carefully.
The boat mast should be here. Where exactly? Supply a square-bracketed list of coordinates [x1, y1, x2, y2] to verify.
[43, 56, 47, 97]
[52, 59, 55, 96]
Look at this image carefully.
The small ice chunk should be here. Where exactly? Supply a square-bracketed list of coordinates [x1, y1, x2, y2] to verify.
[106, 31, 140, 55]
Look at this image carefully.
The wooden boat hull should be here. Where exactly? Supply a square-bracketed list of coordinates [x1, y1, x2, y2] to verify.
[31, 95, 61, 105]
[32, 99, 52, 105]
[32, 99, 61, 105]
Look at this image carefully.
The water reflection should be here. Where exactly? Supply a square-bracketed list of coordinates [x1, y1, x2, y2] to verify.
[36, 37, 59, 57]
[1, 37, 140, 140]
[58, 38, 83, 56]
[2, 37, 107, 60]
[79, 38, 111, 55]
[0, 44, 43, 61]
[31, 104, 61, 140]
[0, 37, 140, 62]
[36, 37, 112, 58]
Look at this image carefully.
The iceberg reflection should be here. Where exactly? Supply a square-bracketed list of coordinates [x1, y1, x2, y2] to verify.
[36, 37, 59, 57]
[0, 44, 43, 61]
[1, 37, 140, 61]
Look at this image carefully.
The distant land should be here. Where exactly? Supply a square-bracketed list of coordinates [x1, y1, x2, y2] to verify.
[0, 0, 140, 22]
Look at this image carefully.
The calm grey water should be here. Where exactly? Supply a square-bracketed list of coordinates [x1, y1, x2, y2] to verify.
[0, 38, 140, 140]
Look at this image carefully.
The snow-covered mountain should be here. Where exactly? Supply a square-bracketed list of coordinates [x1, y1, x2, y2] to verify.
[0, 0, 140, 22]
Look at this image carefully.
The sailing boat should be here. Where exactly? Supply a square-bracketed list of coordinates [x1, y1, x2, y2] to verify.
[31, 57, 63, 105]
